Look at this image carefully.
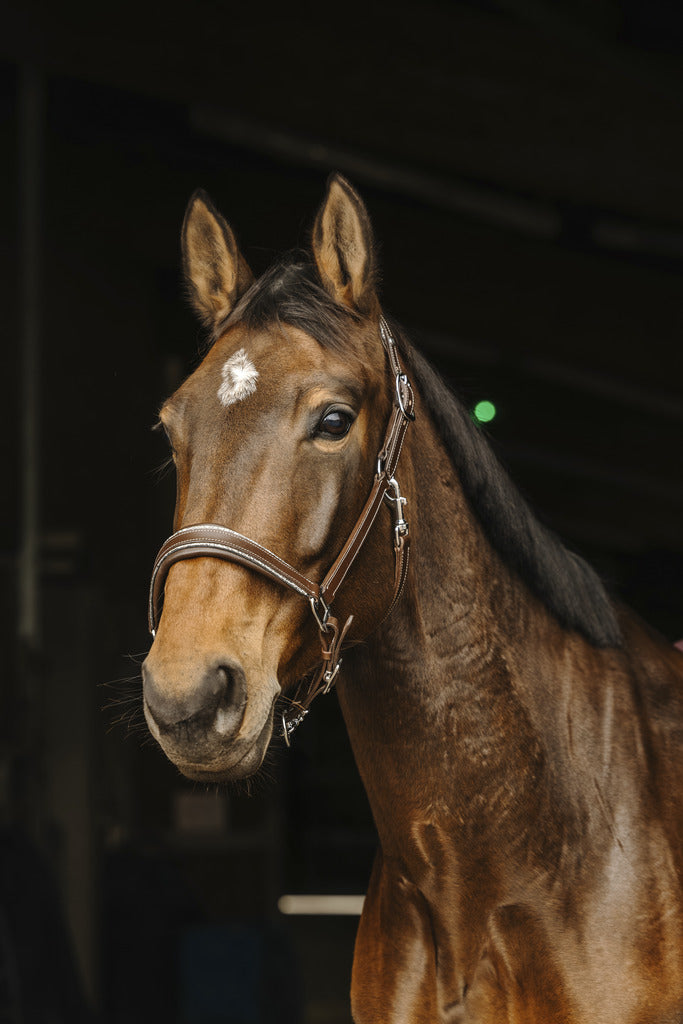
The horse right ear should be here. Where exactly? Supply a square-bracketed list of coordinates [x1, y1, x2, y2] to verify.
[181, 190, 254, 327]
[312, 174, 377, 315]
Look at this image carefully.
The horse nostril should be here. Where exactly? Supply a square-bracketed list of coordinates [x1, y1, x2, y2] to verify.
[213, 662, 247, 738]
[142, 658, 247, 741]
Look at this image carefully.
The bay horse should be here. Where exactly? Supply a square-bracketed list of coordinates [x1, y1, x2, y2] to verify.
[142, 174, 683, 1023]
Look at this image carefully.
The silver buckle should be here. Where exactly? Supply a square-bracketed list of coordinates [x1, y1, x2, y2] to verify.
[309, 595, 331, 633]
[385, 477, 409, 547]
[322, 658, 342, 693]
[395, 373, 415, 421]
[281, 707, 308, 746]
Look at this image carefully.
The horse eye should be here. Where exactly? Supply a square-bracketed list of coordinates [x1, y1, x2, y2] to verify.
[317, 409, 353, 439]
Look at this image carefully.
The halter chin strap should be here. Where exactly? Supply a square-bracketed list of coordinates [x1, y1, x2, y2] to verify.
[147, 316, 415, 742]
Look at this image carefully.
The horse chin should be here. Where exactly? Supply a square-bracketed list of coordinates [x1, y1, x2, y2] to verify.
[158, 701, 277, 783]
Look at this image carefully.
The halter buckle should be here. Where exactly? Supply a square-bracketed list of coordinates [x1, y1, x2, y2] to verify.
[396, 373, 415, 421]
[309, 595, 331, 633]
[385, 477, 409, 548]
[322, 658, 342, 693]
[281, 706, 308, 746]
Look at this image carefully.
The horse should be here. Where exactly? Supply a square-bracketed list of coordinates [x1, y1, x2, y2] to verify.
[141, 173, 683, 1023]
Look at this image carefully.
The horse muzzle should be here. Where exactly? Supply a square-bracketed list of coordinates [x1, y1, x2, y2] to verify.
[141, 653, 279, 780]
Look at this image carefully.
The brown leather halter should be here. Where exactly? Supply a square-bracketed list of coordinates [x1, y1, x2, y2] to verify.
[147, 317, 415, 743]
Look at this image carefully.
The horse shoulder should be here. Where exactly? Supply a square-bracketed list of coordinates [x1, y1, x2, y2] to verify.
[353, 869, 576, 1024]
[351, 850, 440, 1024]
[459, 903, 574, 1024]
[460, 901, 683, 1024]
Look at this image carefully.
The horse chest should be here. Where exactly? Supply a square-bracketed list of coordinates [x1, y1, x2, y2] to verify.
[354, 845, 683, 1024]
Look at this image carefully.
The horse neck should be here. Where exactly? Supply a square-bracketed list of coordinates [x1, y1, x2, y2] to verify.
[337, 400, 614, 871]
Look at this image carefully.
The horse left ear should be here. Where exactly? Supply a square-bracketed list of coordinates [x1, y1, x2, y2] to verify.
[181, 189, 254, 327]
[312, 174, 377, 314]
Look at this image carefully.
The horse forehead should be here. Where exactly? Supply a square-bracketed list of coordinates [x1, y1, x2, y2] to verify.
[167, 326, 373, 433]
[207, 325, 364, 398]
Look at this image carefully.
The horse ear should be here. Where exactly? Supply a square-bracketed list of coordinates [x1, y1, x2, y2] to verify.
[181, 190, 254, 327]
[312, 174, 377, 314]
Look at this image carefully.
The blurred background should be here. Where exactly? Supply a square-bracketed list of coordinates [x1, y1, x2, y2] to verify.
[1, 1, 682, 1021]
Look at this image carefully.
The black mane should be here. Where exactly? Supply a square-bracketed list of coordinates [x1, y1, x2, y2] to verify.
[401, 339, 622, 649]
[227, 257, 622, 649]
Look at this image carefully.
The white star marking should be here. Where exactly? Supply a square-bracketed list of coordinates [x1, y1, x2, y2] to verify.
[218, 349, 259, 407]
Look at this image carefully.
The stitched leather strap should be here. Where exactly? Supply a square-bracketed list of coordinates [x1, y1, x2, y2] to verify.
[149, 524, 321, 634]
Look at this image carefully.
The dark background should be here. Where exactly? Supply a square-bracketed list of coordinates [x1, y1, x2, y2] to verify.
[1, 1, 682, 1021]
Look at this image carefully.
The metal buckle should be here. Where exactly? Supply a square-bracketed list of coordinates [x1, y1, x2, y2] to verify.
[309, 595, 331, 633]
[322, 658, 342, 693]
[385, 477, 409, 547]
[281, 707, 308, 746]
[395, 373, 415, 421]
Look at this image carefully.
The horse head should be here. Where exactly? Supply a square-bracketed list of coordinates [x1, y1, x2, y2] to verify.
[142, 176, 405, 781]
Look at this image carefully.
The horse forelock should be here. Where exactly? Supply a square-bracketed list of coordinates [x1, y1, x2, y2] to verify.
[400, 337, 623, 650]
[212, 255, 363, 358]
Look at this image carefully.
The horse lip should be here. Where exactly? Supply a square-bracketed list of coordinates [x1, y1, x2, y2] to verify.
[176, 738, 265, 782]
[165, 696, 277, 782]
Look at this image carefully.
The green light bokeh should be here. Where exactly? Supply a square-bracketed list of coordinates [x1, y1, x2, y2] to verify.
[474, 400, 497, 424]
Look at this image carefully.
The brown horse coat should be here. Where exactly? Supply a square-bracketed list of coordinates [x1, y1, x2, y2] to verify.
[143, 176, 683, 1023]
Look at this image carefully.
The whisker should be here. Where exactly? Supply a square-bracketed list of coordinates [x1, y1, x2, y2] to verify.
[101, 670, 147, 741]
[151, 456, 175, 482]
